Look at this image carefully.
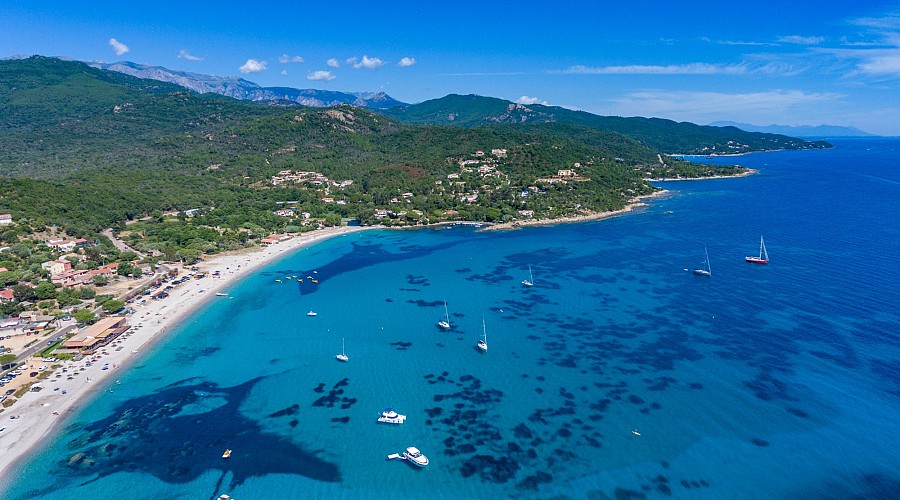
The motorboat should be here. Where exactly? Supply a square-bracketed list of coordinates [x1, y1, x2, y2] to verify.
[403, 446, 429, 467]
[307, 311, 318, 317]
[222, 449, 232, 459]
[377, 408, 407, 424]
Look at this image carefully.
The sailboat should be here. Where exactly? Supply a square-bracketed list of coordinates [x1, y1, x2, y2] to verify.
[521, 265, 534, 287]
[745, 236, 769, 264]
[693, 246, 711, 276]
[477, 319, 488, 352]
[438, 301, 451, 329]
[336, 338, 349, 362]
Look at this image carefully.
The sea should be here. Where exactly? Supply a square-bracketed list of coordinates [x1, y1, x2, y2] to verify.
[2, 138, 899, 499]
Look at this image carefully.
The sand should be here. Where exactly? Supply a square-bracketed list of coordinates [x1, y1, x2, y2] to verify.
[0, 225, 373, 481]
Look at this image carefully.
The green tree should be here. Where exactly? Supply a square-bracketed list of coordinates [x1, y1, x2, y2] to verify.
[34, 282, 57, 300]
[101, 299, 125, 314]
[73, 308, 96, 325]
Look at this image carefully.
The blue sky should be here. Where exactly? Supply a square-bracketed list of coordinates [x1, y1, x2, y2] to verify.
[3, 1, 900, 135]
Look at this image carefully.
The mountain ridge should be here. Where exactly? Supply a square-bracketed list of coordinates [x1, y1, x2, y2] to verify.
[708, 121, 874, 138]
[87, 60, 406, 109]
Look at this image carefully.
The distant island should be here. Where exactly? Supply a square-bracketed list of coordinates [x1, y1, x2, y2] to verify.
[709, 121, 873, 138]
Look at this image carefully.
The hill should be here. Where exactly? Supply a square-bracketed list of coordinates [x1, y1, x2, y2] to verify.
[89, 60, 406, 109]
[0, 56, 747, 258]
[708, 121, 874, 138]
[380, 94, 832, 154]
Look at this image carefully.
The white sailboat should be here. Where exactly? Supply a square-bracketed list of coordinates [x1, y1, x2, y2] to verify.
[745, 236, 769, 264]
[521, 265, 534, 287]
[438, 301, 451, 329]
[693, 246, 711, 277]
[336, 338, 349, 362]
[477, 319, 488, 352]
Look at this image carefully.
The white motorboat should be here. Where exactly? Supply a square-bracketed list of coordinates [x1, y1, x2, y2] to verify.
[307, 311, 318, 317]
[403, 446, 429, 467]
[377, 408, 407, 424]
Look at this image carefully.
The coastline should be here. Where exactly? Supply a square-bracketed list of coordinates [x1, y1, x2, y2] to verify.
[480, 189, 670, 231]
[645, 168, 758, 182]
[0, 225, 374, 484]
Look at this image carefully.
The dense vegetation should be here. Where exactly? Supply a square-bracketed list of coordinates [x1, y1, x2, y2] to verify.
[380, 94, 833, 154]
[0, 56, 753, 260]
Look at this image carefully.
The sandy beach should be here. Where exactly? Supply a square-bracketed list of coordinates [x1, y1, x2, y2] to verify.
[0, 225, 373, 481]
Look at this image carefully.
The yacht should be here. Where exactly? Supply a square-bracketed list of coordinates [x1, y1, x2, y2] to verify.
[437, 301, 451, 330]
[477, 319, 488, 352]
[403, 446, 429, 467]
[307, 311, 318, 317]
[377, 408, 407, 424]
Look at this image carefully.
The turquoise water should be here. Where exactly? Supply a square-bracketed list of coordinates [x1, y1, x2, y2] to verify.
[3, 138, 899, 499]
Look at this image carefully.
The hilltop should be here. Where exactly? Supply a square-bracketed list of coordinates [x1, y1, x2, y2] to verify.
[380, 94, 832, 155]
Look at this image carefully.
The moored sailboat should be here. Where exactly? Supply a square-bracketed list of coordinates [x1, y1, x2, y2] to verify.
[745, 236, 769, 264]
[522, 265, 534, 287]
[336, 338, 348, 362]
[693, 246, 711, 277]
[477, 319, 488, 352]
[438, 301, 451, 329]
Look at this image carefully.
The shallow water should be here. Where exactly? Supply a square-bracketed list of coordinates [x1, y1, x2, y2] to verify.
[3, 138, 899, 499]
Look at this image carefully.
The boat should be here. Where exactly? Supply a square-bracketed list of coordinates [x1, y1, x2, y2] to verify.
[745, 235, 769, 264]
[275, 279, 281, 283]
[215, 292, 228, 297]
[477, 319, 488, 352]
[632, 429, 641, 436]
[521, 265, 534, 287]
[693, 247, 711, 277]
[336, 338, 348, 362]
[377, 408, 407, 424]
[437, 301, 451, 329]
[222, 449, 232, 459]
[307, 311, 318, 317]
[403, 446, 429, 467]
[217, 495, 232, 500]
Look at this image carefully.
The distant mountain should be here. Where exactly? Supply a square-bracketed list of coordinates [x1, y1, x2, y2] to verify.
[88, 60, 406, 109]
[709, 121, 874, 138]
[380, 94, 831, 155]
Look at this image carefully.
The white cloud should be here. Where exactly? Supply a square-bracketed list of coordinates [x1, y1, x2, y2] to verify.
[351, 55, 385, 69]
[279, 54, 304, 64]
[178, 50, 203, 61]
[777, 35, 825, 45]
[398, 57, 416, 67]
[559, 63, 748, 75]
[515, 96, 549, 105]
[327, 58, 340, 68]
[108, 38, 129, 56]
[307, 70, 336, 81]
[239, 59, 267, 74]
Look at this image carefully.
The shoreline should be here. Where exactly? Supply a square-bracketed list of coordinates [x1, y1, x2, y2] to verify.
[479, 189, 670, 231]
[646, 168, 758, 182]
[0, 225, 374, 483]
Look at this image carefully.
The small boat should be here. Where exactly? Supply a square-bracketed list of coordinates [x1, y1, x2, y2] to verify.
[336, 338, 349, 362]
[217, 495, 233, 500]
[745, 235, 769, 264]
[693, 247, 711, 277]
[222, 449, 232, 459]
[632, 429, 641, 436]
[215, 292, 228, 297]
[285, 276, 292, 280]
[311, 279, 319, 284]
[307, 311, 318, 317]
[522, 265, 534, 287]
[275, 279, 281, 283]
[403, 446, 429, 467]
[437, 301, 451, 330]
[377, 408, 407, 424]
[477, 319, 488, 352]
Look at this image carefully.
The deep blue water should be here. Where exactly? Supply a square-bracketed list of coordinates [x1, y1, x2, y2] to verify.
[3, 138, 899, 499]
